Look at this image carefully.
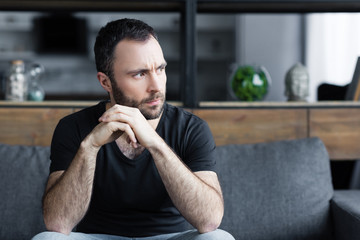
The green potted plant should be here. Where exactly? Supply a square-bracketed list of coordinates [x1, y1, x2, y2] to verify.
[230, 65, 271, 101]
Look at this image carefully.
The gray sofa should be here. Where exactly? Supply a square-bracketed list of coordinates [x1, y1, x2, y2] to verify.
[1, 137, 359, 240]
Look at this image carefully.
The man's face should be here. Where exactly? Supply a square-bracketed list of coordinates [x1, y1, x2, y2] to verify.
[109, 36, 167, 120]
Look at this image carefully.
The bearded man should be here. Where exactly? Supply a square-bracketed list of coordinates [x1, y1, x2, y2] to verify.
[32, 18, 234, 240]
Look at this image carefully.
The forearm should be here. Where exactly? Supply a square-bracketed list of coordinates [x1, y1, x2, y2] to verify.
[43, 140, 99, 235]
[148, 138, 224, 233]
[97, 105, 224, 230]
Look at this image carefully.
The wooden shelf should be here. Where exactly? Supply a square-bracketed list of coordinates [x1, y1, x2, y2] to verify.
[0, 100, 183, 108]
[1, 100, 360, 160]
[193, 101, 360, 160]
[0, 100, 98, 108]
[199, 101, 360, 108]
[1, 100, 359, 108]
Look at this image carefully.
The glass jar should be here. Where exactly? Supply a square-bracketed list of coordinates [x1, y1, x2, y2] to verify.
[28, 63, 45, 101]
[5, 60, 28, 101]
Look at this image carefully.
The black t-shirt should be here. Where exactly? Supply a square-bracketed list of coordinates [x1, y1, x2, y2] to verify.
[50, 101, 217, 237]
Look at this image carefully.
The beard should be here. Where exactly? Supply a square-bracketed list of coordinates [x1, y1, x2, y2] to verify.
[111, 82, 165, 120]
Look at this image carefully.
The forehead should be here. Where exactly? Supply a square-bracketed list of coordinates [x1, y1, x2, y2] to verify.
[113, 37, 165, 69]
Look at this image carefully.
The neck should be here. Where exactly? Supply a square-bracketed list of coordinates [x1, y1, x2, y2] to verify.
[148, 116, 161, 129]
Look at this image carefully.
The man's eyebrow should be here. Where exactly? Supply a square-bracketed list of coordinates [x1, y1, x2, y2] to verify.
[127, 62, 167, 75]
[158, 62, 167, 69]
[127, 68, 148, 75]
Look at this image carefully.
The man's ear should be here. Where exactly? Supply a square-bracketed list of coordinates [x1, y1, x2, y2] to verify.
[97, 72, 112, 93]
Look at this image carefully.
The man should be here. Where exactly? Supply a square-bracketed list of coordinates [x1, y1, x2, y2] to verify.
[33, 18, 234, 240]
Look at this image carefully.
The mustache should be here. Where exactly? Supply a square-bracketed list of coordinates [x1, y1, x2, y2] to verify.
[141, 92, 165, 104]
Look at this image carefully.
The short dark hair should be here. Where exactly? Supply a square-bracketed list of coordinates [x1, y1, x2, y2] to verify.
[94, 18, 158, 78]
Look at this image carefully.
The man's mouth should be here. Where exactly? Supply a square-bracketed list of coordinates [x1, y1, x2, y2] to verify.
[146, 98, 161, 106]
[143, 93, 164, 106]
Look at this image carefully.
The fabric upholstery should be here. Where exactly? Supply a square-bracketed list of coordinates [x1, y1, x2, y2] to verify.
[215, 137, 334, 240]
[332, 190, 360, 240]
[2, 138, 355, 240]
[0, 143, 50, 240]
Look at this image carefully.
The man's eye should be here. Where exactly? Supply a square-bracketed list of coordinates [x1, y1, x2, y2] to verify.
[157, 67, 165, 74]
[134, 72, 145, 78]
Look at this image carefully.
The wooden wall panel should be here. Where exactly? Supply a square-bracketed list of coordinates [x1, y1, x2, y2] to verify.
[0, 108, 72, 146]
[309, 108, 360, 160]
[193, 109, 308, 146]
[1, 103, 360, 160]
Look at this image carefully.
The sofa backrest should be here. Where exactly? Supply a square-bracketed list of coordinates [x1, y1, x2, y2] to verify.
[0, 143, 50, 240]
[216, 137, 334, 240]
[0, 138, 334, 240]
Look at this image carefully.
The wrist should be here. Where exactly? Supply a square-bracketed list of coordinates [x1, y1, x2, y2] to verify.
[81, 135, 101, 154]
[147, 135, 167, 153]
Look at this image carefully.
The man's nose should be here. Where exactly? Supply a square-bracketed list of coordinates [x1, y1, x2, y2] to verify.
[148, 72, 161, 92]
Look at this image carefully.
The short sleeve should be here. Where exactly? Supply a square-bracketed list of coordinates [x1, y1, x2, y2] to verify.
[183, 118, 217, 172]
[49, 118, 82, 173]
[49, 102, 104, 174]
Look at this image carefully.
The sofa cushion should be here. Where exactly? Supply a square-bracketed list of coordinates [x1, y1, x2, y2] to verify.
[0, 143, 50, 240]
[216, 137, 334, 240]
[332, 190, 360, 240]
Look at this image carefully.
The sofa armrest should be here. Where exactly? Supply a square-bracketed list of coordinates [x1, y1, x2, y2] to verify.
[331, 190, 360, 240]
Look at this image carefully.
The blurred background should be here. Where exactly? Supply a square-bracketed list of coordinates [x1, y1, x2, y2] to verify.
[1, 11, 360, 102]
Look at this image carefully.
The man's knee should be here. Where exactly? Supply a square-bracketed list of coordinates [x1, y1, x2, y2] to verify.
[32, 231, 91, 240]
[32, 231, 69, 240]
[200, 229, 235, 240]
[170, 229, 235, 240]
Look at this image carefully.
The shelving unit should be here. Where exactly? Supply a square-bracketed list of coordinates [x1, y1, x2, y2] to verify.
[1, 0, 360, 106]
[1, 1, 360, 162]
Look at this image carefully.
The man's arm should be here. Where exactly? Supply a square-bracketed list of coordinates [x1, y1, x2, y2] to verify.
[149, 139, 224, 233]
[43, 121, 137, 235]
[99, 105, 224, 233]
[42, 141, 97, 235]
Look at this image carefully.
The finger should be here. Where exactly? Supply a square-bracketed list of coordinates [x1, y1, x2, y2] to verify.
[99, 105, 139, 122]
[99, 111, 134, 124]
[126, 135, 141, 148]
[132, 142, 140, 149]
[109, 122, 137, 143]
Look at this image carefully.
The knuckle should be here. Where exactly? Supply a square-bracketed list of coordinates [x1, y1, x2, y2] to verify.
[107, 121, 115, 127]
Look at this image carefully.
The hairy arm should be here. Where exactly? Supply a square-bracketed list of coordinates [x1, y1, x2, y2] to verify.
[148, 138, 224, 233]
[43, 120, 136, 235]
[43, 140, 98, 234]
